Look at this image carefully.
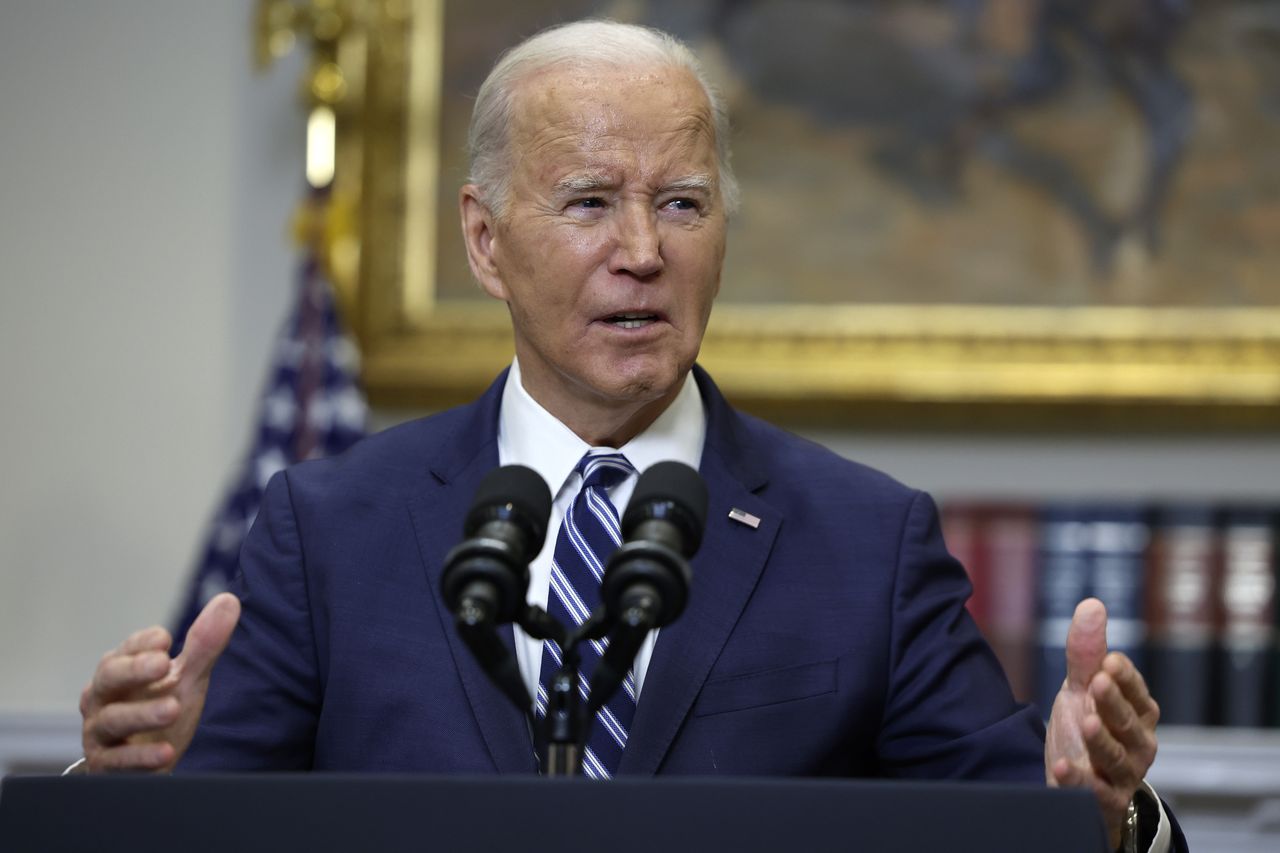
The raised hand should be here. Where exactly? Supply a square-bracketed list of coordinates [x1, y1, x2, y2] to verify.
[1045, 598, 1160, 850]
[80, 593, 240, 773]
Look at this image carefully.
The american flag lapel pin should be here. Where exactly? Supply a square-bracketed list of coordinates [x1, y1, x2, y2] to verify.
[728, 507, 761, 529]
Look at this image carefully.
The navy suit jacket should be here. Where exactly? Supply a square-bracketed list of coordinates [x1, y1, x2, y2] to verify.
[182, 366, 1047, 778]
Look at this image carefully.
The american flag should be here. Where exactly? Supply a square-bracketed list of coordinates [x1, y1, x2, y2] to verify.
[171, 190, 367, 648]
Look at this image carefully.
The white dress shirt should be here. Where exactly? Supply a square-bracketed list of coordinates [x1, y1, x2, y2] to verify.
[496, 357, 706, 703]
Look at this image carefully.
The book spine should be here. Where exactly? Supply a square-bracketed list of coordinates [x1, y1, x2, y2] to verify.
[984, 507, 1038, 704]
[1145, 506, 1218, 726]
[1273, 512, 1280, 728]
[1036, 506, 1094, 717]
[941, 502, 988, 629]
[1086, 506, 1150, 675]
[1269, 507, 1280, 727]
[1216, 509, 1276, 728]
[1037, 505, 1149, 717]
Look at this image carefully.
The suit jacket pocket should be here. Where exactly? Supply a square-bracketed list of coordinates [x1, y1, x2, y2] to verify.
[692, 660, 836, 718]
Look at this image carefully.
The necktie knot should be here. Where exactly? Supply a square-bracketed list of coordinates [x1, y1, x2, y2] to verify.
[576, 452, 634, 494]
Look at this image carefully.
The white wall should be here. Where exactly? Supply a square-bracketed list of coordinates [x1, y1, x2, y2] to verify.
[0, 0, 301, 713]
[1, 0, 1278, 724]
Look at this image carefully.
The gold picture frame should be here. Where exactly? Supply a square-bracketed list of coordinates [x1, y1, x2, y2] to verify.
[312, 0, 1280, 428]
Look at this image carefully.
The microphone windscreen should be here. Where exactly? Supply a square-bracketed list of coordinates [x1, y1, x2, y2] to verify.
[621, 461, 708, 554]
[464, 465, 553, 555]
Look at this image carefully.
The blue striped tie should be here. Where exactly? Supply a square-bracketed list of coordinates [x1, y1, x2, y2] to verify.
[537, 452, 637, 778]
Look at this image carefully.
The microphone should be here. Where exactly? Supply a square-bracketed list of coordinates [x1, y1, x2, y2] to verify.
[441, 464, 552, 627]
[441, 464, 551, 716]
[602, 460, 708, 627]
[588, 461, 706, 716]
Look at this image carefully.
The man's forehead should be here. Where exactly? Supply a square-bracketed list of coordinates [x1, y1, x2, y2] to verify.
[518, 61, 696, 98]
[510, 63, 713, 142]
[504, 63, 717, 190]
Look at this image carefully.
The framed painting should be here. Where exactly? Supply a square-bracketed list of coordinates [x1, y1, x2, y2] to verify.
[305, 0, 1280, 427]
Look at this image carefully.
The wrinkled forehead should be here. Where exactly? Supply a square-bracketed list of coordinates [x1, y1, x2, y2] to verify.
[507, 62, 717, 159]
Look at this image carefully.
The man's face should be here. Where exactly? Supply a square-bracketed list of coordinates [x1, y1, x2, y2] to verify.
[464, 63, 727, 423]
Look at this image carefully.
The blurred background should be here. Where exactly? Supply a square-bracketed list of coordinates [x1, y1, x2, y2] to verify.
[1, 1, 1278, 850]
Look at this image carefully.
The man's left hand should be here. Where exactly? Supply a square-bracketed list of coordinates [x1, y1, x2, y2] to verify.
[1045, 598, 1160, 850]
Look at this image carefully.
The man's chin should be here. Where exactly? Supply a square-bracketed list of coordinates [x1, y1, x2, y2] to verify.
[593, 359, 690, 405]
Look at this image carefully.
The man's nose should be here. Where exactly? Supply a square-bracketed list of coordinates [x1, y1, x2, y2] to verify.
[608, 203, 664, 279]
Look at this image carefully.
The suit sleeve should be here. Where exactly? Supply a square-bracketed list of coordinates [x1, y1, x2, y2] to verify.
[874, 491, 1046, 782]
[178, 470, 322, 770]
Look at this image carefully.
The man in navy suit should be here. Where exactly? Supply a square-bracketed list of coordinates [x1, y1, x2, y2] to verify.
[79, 19, 1179, 852]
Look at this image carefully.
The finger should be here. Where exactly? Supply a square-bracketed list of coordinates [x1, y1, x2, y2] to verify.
[176, 593, 241, 681]
[88, 740, 175, 773]
[1093, 689, 1157, 789]
[87, 697, 181, 744]
[1103, 652, 1160, 723]
[1064, 598, 1108, 690]
[91, 651, 173, 701]
[1090, 670, 1147, 750]
[1050, 757, 1086, 789]
[115, 625, 173, 657]
[1093, 666, 1158, 783]
[1082, 711, 1139, 791]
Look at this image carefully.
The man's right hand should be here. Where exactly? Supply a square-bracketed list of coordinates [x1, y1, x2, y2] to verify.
[80, 593, 240, 773]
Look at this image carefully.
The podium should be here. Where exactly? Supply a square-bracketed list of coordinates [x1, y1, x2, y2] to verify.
[0, 774, 1109, 852]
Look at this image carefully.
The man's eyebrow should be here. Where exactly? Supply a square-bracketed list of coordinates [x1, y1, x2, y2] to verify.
[661, 174, 715, 194]
[552, 173, 716, 196]
[552, 174, 617, 196]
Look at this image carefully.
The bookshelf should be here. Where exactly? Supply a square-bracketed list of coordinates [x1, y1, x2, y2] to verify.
[1149, 727, 1280, 853]
[1151, 726, 1280, 797]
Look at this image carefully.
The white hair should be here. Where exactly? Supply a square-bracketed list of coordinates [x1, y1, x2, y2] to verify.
[466, 19, 739, 218]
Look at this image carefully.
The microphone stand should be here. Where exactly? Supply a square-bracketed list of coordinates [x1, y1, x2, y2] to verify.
[542, 653, 582, 776]
[455, 598, 639, 778]
[464, 578, 675, 776]
[541, 592, 661, 776]
[526, 608, 613, 777]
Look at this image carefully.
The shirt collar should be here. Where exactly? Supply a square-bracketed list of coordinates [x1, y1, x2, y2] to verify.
[497, 358, 705, 498]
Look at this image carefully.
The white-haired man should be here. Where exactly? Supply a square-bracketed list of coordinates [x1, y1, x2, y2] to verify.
[80, 20, 1181, 852]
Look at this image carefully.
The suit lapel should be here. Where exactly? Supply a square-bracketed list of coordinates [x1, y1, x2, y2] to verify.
[407, 370, 538, 773]
[619, 367, 781, 776]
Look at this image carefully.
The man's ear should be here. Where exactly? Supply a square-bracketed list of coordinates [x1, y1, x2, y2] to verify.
[459, 185, 507, 301]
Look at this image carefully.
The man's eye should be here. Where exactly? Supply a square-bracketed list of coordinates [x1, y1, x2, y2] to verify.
[571, 197, 605, 210]
[664, 197, 699, 212]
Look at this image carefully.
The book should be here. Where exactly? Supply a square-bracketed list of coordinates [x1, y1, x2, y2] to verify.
[982, 507, 1038, 704]
[941, 503, 1038, 703]
[1036, 504, 1149, 717]
[1145, 505, 1219, 726]
[1036, 505, 1095, 717]
[940, 502, 987, 627]
[1216, 508, 1276, 728]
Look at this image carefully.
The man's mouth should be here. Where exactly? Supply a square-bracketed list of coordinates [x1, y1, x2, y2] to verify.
[603, 312, 660, 330]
